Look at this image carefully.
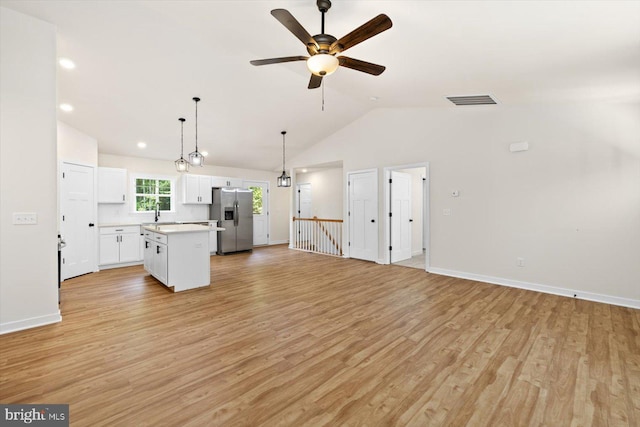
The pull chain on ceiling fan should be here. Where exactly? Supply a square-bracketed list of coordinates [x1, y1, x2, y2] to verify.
[250, 0, 392, 89]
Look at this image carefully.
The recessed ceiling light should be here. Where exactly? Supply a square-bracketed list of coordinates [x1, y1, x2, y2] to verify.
[59, 58, 76, 69]
[201, 151, 208, 157]
[59, 103, 73, 112]
[137, 142, 147, 149]
[302, 169, 308, 173]
[370, 96, 379, 101]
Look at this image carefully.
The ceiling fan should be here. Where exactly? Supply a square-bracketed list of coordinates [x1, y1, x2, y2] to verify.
[250, 0, 392, 89]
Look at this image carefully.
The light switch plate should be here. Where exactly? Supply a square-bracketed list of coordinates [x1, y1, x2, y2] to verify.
[13, 212, 37, 225]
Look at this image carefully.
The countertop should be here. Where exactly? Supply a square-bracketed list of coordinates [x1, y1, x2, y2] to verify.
[143, 224, 226, 235]
[99, 220, 220, 228]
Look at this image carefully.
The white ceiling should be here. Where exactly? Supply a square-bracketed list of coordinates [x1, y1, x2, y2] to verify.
[2, 0, 640, 171]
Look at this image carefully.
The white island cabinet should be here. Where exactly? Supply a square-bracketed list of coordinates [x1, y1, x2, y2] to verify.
[143, 224, 210, 292]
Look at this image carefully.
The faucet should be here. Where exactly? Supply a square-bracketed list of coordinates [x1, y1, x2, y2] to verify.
[154, 202, 160, 223]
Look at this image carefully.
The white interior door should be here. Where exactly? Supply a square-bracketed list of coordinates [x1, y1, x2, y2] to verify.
[244, 180, 269, 246]
[297, 183, 312, 218]
[348, 170, 378, 262]
[391, 171, 412, 263]
[61, 162, 96, 280]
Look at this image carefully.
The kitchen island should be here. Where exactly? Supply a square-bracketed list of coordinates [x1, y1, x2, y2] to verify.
[143, 224, 219, 292]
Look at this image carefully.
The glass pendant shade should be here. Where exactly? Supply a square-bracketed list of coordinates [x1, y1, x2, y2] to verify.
[277, 131, 291, 187]
[189, 97, 204, 167]
[175, 157, 189, 172]
[307, 54, 339, 76]
[175, 117, 189, 173]
[188, 150, 203, 167]
[277, 171, 291, 188]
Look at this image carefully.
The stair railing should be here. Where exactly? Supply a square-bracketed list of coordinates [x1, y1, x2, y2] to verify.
[292, 216, 343, 256]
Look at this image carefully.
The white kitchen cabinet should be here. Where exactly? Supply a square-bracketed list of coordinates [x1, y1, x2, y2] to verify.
[152, 239, 168, 285]
[209, 229, 217, 254]
[211, 176, 243, 188]
[99, 226, 141, 265]
[182, 174, 212, 204]
[98, 167, 127, 203]
[143, 237, 152, 272]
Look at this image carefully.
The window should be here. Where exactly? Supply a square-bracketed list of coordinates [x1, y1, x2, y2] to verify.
[249, 186, 263, 214]
[133, 176, 174, 212]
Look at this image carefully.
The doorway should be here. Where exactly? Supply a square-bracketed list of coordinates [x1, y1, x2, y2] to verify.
[347, 169, 378, 262]
[384, 163, 430, 271]
[296, 183, 312, 218]
[60, 162, 97, 280]
[244, 180, 270, 246]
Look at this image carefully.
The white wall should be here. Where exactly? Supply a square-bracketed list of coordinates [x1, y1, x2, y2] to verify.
[1, 8, 60, 333]
[98, 154, 290, 244]
[295, 168, 343, 219]
[57, 121, 98, 166]
[289, 103, 640, 305]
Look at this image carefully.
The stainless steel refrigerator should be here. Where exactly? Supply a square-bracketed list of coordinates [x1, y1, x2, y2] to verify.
[210, 187, 253, 254]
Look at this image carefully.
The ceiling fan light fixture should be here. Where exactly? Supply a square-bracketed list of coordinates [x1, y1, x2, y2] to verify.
[307, 54, 339, 76]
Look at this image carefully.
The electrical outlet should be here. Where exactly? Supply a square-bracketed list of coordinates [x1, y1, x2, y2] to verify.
[12, 212, 37, 225]
[516, 257, 525, 267]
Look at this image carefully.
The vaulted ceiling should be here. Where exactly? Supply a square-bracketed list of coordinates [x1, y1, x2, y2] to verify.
[2, 1, 639, 170]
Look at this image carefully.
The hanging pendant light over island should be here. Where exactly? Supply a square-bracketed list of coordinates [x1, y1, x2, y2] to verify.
[175, 117, 189, 173]
[188, 97, 204, 167]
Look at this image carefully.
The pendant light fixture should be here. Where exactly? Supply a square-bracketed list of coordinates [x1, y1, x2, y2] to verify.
[175, 117, 189, 173]
[188, 97, 204, 167]
[277, 131, 291, 187]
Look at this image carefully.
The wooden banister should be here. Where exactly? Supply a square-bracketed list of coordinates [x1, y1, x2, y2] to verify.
[292, 216, 343, 257]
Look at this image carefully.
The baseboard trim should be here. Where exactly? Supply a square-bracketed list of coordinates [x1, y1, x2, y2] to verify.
[269, 240, 289, 246]
[0, 311, 62, 335]
[428, 267, 640, 310]
[98, 261, 143, 271]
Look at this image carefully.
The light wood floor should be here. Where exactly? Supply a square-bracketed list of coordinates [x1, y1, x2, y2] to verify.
[1, 245, 639, 426]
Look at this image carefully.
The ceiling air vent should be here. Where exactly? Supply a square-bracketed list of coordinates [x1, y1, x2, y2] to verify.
[446, 95, 497, 106]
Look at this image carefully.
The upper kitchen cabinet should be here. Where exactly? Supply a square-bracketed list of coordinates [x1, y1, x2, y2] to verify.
[211, 176, 243, 188]
[182, 174, 212, 204]
[98, 167, 127, 203]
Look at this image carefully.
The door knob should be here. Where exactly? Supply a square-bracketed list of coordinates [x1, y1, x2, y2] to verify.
[371, 219, 375, 223]
[88, 223, 95, 227]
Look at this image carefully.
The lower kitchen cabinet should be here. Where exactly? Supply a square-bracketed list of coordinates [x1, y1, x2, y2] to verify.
[99, 226, 142, 266]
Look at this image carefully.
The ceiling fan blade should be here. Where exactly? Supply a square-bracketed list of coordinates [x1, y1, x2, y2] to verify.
[250, 56, 307, 66]
[308, 74, 323, 89]
[271, 9, 317, 49]
[330, 14, 392, 54]
[338, 56, 386, 75]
